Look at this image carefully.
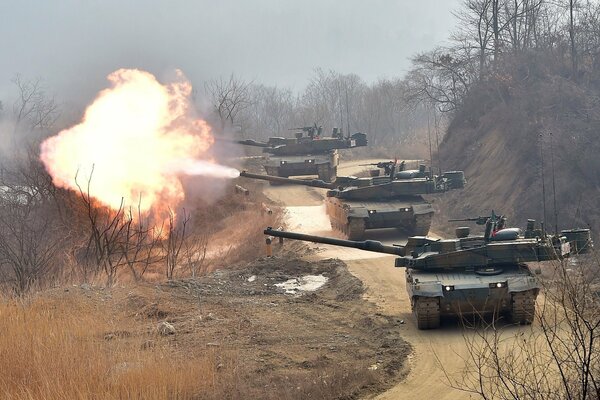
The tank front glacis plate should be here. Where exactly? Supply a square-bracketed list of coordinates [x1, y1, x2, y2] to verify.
[326, 198, 433, 229]
[406, 265, 539, 316]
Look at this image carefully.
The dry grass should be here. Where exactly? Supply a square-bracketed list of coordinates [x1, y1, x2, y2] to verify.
[0, 295, 230, 400]
[0, 272, 394, 400]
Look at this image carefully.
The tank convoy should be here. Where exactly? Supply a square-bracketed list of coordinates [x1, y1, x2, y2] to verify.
[240, 160, 465, 239]
[265, 212, 586, 329]
[233, 125, 368, 182]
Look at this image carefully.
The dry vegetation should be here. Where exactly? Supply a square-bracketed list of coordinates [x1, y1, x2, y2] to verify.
[0, 256, 410, 400]
[407, 0, 600, 234]
[436, 52, 600, 232]
[0, 295, 226, 400]
[0, 146, 283, 294]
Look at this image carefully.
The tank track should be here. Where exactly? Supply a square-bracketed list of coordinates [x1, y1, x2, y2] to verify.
[326, 200, 365, 239]
[317, 164, 336, 182]
[347, 219, 366, 240]
[510, 290, 536, 324]
[414, 297, 440, 330]
[408, 213, 433, 236]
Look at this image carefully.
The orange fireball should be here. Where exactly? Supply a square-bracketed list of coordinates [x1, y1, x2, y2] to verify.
[40, 68, 228, 219]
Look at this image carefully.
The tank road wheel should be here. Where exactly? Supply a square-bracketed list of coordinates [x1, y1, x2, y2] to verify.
[346, 219, 366, 240]
[412, 213, 433, 236]
[414, 297, 441, 330]
[317, 164, 335, 182]
[511, 291, 536, 325]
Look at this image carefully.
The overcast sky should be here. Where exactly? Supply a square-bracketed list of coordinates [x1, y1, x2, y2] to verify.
[1, 0, 461, 109]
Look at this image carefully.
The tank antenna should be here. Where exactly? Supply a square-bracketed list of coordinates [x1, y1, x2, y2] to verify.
[549, 131, 559, 235]
[338, 83, 344, 135]
[539, 133, 547, 236]
[434, 107, 443, 175]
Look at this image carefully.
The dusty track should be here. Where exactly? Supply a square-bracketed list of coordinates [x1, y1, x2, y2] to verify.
[260, 159, 519, 400]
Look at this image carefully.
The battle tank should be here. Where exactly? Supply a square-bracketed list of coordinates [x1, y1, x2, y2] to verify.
[265, 213, 578, 329]
[240, 160, 465, 239]
[234, 125, 368, 182]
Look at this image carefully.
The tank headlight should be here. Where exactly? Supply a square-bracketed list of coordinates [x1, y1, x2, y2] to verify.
[306, 159, 315, 163]
[404, 208, 410, 212]
[489, 282, 506, 288]
[280, 161, 287, 165]
[368, 210, 376, 214]
[444, 285, 455, 291]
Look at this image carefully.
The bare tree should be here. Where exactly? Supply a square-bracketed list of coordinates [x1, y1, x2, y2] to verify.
[406, 47, 476, 113]
[239, 84, 295, 139]
[205, 74, 252, 131]
[11, 75, 59, 144]
[162, 209, 190, 280]
[454, 0, 495, 79]
[75, 169, 131, 286]
[0, 193, 64, 295]
[0, 147, 73, 294]
[183, 228, 211, 278]
[568, 0, 580, 75]
[120, 204, 163, 281]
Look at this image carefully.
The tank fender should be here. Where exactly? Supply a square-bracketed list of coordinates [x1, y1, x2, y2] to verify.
[506, 276, 540, 293]
[410, 282, 443, 298]
[347, 207, 369, 218]
[412, 203, 434, 215]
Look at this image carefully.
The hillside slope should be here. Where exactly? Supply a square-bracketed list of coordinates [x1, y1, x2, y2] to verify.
[436, 58, 600, 234]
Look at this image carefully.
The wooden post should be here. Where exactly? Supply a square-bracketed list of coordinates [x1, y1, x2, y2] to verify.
[261, 202, 273, 216]
[265, 237, 272, 257]
[235, 185, 250, 196]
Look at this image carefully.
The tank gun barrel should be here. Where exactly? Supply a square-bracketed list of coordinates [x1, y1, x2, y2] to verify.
[234, 139, 270, 148]
[289, 126, 318, 131]
[358, 161, 394, 167]
[216, 137, 271, 148]
[240, 171, 334, 189]
[448, 216, 489, 225]
[264, 228, 406, 256]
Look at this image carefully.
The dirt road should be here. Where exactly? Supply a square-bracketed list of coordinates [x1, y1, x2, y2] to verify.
[260, 160, 485, 400]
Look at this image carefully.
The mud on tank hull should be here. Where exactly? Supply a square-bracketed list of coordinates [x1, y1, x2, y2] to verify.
[405, 264, 540, 329]
[325, 196, 434, 240]
[263, 151, 339, 182]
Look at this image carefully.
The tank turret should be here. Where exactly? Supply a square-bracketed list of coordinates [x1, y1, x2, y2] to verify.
[249, 131, 368, 156]
[240, 161, 465, 239]
[264, 217, 585, 329]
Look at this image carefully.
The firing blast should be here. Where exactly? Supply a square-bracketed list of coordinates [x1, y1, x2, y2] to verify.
[40, 68, 236, 221]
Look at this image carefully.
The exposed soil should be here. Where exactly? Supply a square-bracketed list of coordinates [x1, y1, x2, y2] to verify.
[58, 251, 411, 399]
